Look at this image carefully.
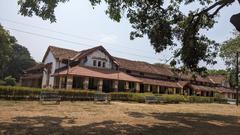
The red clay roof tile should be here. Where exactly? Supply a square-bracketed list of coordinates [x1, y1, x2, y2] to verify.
[54, 65, 141, 82]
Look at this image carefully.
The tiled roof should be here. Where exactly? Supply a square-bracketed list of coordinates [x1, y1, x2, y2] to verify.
[43, 46, 79, 61]
[25, 64, 45, 72]
[137, 77, 181, 88]
[71, 46, 100, 60]
[177, 81, 190, 88]
[216, 87, 236, 93]
[71, 46, 119, 65]
[21, 73, 43, 79]
[42, 46, 222, 84]
[114, 57, 175, 77]
[54, 65, 141, 82]
[189, 84, 218, 92]
[176, 72, 212, 83]
[208, 75, 226, 84]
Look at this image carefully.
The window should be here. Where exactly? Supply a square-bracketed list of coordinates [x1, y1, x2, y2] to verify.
[98, 61, 101, 67]
[102, 62, 106, 68]
[93, 60, 96, 66]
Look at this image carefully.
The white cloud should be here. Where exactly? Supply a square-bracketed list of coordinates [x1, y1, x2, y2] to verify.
[98, 34, 118, 45]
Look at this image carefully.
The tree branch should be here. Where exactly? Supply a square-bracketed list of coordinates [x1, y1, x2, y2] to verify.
[209, 2, 229, 18]
[195, 0, 234, 17]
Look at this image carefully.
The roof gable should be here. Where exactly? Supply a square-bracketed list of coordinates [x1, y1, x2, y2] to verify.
[208, 75, 226, 84]
[42, 46, 79, 62]
[72, 46, 119, 65]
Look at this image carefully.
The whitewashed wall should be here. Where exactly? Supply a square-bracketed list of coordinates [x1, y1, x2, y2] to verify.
[84, 50, 113, 69]
[42, 51, 57, 88]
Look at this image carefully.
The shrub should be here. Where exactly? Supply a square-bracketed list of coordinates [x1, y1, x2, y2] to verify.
[157, 94, 187, 103]
[59, 89, 96, 101]
[110, 92, 133, 101]
[188, 96, 214, 103]
[214, 93, 227, 104]
[130, 93, 147, 103]
[0, 86, 231, 104]
[4, 76, 16, 86]
[0, 80, 6, 85]
[110, 92, 154, 103]
[0, 86, 97, 100]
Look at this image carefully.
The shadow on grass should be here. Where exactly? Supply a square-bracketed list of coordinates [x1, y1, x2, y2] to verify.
[0, 112, 239, 135]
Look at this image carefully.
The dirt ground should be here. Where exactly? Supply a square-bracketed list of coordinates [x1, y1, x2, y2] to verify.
[0, 101, 239, 135]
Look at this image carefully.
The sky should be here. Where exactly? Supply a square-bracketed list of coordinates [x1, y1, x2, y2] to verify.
[0, 0, 239, 70]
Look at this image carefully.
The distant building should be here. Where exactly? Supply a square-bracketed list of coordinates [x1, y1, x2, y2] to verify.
[21, 45, 237, 99]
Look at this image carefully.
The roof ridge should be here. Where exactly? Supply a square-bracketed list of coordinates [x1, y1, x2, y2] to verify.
[49, 45, 79, 53]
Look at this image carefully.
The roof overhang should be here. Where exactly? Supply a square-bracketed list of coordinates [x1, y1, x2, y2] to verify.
[53, 66, 141, 82]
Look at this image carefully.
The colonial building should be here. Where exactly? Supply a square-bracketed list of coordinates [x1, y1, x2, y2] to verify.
[21, 45, 237, 99]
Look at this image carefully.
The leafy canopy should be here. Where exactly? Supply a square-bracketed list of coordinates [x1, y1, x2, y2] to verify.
[0, 24, 36, 81]
[4, 44, 36, 81]
[220, 34, 240, 67]
[17, 0, 239, 72]
[0, 24, 15, 78]
[220, 32, 240, 88]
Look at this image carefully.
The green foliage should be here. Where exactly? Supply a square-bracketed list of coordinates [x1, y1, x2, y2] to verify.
[157, 94, 220, 103]
[0, 86, 96, 100]
[110, 92, 154, 103]
[157, 94, 187, 103]
[18, 0, 69, 23]
[110, 92, 133, 101]
[214, 93, 227, 104]
[16, 0, 237, 72]
[207, 69, 228, 75]
[227, 69, 238, 88]
[0, 80, 6, 85]
[4, 76, 16, 86]
[131, 93, 151, 103]
[220, 34, 240, 67]
[0, 86, 228, 103]
[0, 24, 15, 79]
[188, 96, 214, 103]
[0, 24, 36, 81]
[4, 44, 36, 81]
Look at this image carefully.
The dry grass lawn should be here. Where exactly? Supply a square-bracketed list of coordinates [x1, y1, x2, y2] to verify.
[0, 101, 240, 135]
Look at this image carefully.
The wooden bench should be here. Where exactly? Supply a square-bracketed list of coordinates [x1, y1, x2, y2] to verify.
[40, 91, 61, 105]
[145, 96, 158, 104]
[94, 93, 111, 104]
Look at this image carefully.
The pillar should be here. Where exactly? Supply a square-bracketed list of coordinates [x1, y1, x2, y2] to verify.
[173, 88, 176, 94]
[180, 89, 184, 95]
[98, 79, 103, 92]
[19, 77, 22, 86]
[135, 82, 140, 93]
[113, 80, 119, 92]
[157, 86, 160, 94]
[66, 76, 73, 89]
[203, 91, 207, 97]
[147, 85, 151, 92]
[59, 76, 62, 89]
[165, 88, 169, 94]
[83, 77, 89, 90]
[125, 82, 129, 91]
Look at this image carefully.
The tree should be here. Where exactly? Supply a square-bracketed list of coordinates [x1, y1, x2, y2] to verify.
[220, 33, 240, 88]
[220, 33, 240, 67]
[0, 24, 36, 81]
[17, 0, 239, 72]
[4, 76, 16, 86]
[207, 69, 228, 75]
[0, 24, 16, 79]
[4, 44, 36, 81]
